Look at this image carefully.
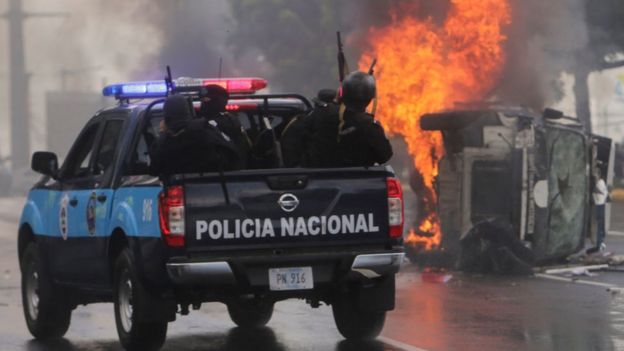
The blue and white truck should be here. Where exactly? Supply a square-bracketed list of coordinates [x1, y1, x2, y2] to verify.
[18, 77, 404, 350]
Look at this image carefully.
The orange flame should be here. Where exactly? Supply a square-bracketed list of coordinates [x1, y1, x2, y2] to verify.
[360, 0, 511, 249]
[406, 215, 442, 250]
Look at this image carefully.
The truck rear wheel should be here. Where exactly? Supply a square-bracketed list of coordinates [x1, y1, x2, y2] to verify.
[114, 248, 167, 351]
[227, 297, 274, 328]
[21, 242, 72, 339]
[332, 290, 386, 340]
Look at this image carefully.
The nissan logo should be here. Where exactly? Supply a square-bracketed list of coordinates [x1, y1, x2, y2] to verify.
[278, 193, 299, 213]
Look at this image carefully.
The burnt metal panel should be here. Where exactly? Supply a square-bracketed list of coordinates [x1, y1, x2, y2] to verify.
[533, 127, 588, 261]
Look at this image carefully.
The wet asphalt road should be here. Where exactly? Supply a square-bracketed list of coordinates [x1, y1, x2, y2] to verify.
[0, 197, 623, 351]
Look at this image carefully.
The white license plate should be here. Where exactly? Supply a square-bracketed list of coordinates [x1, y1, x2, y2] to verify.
[268, 267, 313, 291]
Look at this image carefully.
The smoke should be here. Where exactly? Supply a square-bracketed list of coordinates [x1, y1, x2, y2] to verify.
[1, 0, 235, 154]
[151, 1, 245, 79]
[226, 0, 347, 94]
[495, 0, 590, 110]
[1, 0, 620, 156]
[26, 0, 165, 89]
[349, 0, 593, 112]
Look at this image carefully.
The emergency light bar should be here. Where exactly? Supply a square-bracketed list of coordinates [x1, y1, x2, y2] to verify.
[102, 77, 268, 99]
[102, 81, 168, 98]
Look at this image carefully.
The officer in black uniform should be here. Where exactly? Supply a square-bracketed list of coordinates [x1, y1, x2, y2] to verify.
[281, 89, 337, 167]
[149, 95, 238, 176]
[196, 85, 251, 169]
[305, 71, 393, 167]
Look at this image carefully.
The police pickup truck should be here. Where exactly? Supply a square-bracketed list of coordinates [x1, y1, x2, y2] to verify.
[18, 77, 404, 350]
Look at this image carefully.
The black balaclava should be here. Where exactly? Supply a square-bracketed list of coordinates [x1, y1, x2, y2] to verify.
[199, 84, 229, 118]
[164, 95, 193, 132]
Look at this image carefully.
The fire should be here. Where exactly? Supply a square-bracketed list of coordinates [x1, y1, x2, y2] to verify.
[406, 219, 441, 250]
[360, 0, 511, 249]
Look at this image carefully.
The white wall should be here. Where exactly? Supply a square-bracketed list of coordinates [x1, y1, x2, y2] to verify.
[590, 68, 624, 143]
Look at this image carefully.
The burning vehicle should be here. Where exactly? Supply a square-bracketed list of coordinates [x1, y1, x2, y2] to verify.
[407, 105, 613, 268]
[352, 0, 616, 269]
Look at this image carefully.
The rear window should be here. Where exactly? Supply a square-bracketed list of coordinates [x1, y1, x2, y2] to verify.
[126, 102, 307, 175]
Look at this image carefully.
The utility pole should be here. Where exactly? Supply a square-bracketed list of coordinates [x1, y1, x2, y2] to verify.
[1, 0, 67, 170]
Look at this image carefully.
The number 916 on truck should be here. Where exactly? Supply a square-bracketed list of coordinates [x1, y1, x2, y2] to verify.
[18, 76, 405, 350]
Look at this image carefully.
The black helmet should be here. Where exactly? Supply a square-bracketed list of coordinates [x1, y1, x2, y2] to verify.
[164, 95, 193, 132]
[312, 88, 337, 107]
[199, 84, 229, 117]
[342, 71, 376, 111]
[317, 89, 337, 103]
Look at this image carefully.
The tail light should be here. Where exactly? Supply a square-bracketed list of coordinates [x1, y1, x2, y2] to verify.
[158, 185, 185, 247]
[387, 177, 404, 238]
[225, 104, 258, 111]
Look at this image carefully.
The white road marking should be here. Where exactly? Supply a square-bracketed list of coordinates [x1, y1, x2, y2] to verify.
[379, 336, 432, 351]
[535, 273, 619, 289]
[543, 264, 609, 274]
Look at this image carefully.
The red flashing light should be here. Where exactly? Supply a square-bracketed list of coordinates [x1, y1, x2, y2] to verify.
[202, 78, 267, 93]
[158, 185, 185, 247]
[387, 177, 404, 238]
[203, 81, 228, 90]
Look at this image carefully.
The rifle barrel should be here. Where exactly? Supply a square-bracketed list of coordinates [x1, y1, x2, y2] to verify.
[337, 31, 346, 82]
[368, 58, 378, 75]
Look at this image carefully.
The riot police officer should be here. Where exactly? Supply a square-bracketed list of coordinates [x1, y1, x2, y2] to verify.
[196, 85, 251, 169]
[305, 71, 393, 167]
[281, 89, 338, 167]
[150, 95, 197, 175]
[149, 95, 238, 176]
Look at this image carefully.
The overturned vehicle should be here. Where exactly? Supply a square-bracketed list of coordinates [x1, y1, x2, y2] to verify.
[412, 106, 613, 270]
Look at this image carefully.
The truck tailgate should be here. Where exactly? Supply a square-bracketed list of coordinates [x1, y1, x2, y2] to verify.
[180, 167, 392, 252]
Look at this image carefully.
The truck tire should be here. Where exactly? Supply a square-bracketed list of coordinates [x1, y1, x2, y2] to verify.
[114, 248, 167, 351]
[21, 242, 72, 339]
[227, 298, 274, 328]
[332, 290, 386, 340]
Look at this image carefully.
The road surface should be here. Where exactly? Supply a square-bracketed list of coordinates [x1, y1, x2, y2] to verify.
[1, 196, 623, 351]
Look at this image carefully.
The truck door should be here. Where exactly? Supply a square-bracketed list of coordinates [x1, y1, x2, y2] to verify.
[51, 119, 102, 284]
[85, 117, 125, 285]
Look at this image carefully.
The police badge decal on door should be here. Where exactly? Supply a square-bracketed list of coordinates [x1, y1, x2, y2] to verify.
[87, 192, 97, 236]
[59, 193, 69, 240]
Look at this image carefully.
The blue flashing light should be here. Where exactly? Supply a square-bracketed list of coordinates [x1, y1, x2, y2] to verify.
[102, 80, 168, 99]
[147, 82, 168, 94]
[102, 77, 268, 99]
[122, 84, 147, 94]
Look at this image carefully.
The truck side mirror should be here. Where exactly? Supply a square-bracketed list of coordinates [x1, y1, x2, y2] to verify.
[31, 152, 58, 178]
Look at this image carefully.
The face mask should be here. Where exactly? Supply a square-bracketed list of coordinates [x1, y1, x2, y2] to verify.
[200, 98, 227, 117]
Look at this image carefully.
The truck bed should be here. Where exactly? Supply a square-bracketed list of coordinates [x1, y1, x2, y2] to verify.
[167, 166, 394, 253]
